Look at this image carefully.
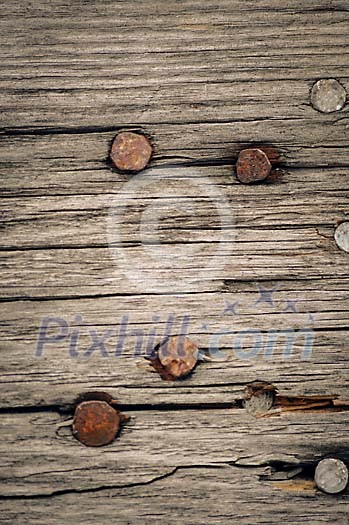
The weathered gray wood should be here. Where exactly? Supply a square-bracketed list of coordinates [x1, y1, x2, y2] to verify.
[1, 409, 349, 497]
[1, 231, 348, 296]
[1, 1, 349, 173]
[0, 1, 348, 140]
[1, 0, 349, 522]
[2, 165, 348, 246]
[0, 326, 348, 406]
[1, 466, 348, 525]
[0, 276, 348, 407]
[1, 173, 348, 241]
[1, 128, 349, 192]
[2, 162, 348, 303]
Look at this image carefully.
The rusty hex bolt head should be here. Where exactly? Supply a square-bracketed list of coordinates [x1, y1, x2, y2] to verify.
[110, 131, 152, 172]
[72, 400, 122, 447]
[315, 458, 349, 494]
[148, 336, 199, 380]
[236, 148, 272, 184]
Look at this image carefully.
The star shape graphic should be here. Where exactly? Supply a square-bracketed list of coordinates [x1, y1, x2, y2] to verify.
[201, 323, 209, 331]
[283, 299, 299, 313]
[308, 313, 315, 323]
[254, 284, 278, 307]
[221, 300, 239, 316]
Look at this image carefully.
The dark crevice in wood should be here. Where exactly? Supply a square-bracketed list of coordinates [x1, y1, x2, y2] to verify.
[0, 404, 63, 415]
[1, 455, 349, 501]
[1, 125, 130, 136]
[0, 401, 241, 416]
[224, 276, 349, 286]
[1, 391, 348, 417]
[0, 466, 180, 500]
[0, 461, 292, 501]
[0, 115, 321, 137]
[0, 462, 318, 501]
[0, 289, 219, 302]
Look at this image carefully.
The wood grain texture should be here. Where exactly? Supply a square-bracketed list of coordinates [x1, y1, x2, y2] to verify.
[1, 0, 349, 522]
[1, 0, 349, 170]
[1, 409, 349, 496]
[0, 278, 348, 406]
[1, 164, 348, 245]
[1, 466, 349, 525]
[1, 1, 349, 134]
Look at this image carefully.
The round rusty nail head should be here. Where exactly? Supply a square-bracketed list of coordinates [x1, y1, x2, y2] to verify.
[315, 458, 348, 494]
[310, 79, 347, 114]
[72, 400, 121, 447]
[236, 148, 272, 184]
[334, 222, 349, 253]
[158, 336, 199, 379]
[110, 131, 152, 172]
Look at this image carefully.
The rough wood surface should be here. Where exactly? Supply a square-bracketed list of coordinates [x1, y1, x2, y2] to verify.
[1, 467, 349, 525]
[0, 0, 348, 523]
[1, 409, 349, 496]
[0, 283, 348, 407]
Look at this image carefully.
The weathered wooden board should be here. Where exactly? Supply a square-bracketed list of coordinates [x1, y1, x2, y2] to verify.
[0, 327, 348, 407]
[1, 466, 349, 525]
[1, 0, 349, 522]
[1, 409, 349, 497]
[0, 276, 348, 407]
[1, 167, 348, 246]
[1, 0, 348, 134]
[1, 126, 349, 184]
[1, 234, 349, 295]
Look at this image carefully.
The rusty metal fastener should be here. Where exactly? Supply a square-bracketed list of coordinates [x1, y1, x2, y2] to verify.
[72, 400, 127, 447]
[243, 381, 277, 416]
[315, 458, 349, 494]
[310, 79, 347, 114]
[147, 336, 199, 381]
[334, 222, 349, 253]
[236, 148, 272, 184]
[110, 131, 152, 172]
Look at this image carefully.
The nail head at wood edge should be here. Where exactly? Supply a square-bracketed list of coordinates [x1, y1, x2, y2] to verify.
[334, 222, 349, 253]
[315, 458, 349, 494]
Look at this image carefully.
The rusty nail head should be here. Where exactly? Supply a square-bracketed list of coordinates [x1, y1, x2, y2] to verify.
[110, 131, 152, 172]
[315, 458, 349, 494]
[73, 400, 122, 447]
[159, 336, 199, 379]
[310, 79, 347, 114]
[148, 336, 199, 380]
[236, 148, 272, 183]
